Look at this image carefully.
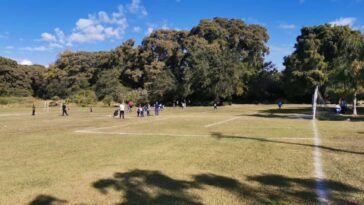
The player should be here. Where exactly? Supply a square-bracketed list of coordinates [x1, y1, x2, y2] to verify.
[32, 104, 36, 116]
[62, 103, 68, 116]
[154, 101, 159, 116]
[119, 102, 125, 119]
[278, 100, 283, 109]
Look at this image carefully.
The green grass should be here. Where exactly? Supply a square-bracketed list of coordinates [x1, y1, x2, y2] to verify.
[0, 105, 363, 204]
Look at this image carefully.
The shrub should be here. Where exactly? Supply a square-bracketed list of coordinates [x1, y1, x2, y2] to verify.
[103, 95, 113, 107]
[68, 90, 97, 107]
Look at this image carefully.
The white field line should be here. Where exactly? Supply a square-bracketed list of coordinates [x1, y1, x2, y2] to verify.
[75, 130, 313, 141]
[0, 113, 29, 117]
[312, 120, 328, 204]
[204, 117, 241, 128]
[82, 117, 172, 131]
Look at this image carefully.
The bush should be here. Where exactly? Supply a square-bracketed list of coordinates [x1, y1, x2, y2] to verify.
[0, 97, 32, 105]
[68, 90, 97, 107]
[124, 89, 149, 105]
[103, 95, 113, 107]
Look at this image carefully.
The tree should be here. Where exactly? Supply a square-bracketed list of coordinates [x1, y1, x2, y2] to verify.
[0, 17, 271, 104]
[103, 95, 113, 107]
[245, 62, 283, 103]
[94, 69, 127, 102]
[350, 60, 364, 115]
[283, 28, 331, 119]
[282, 25, 359, 102]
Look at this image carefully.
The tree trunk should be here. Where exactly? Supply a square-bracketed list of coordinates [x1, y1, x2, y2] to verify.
[353, 92, 358, 116]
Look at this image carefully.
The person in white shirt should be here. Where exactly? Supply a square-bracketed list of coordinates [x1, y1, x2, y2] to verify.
[119, 103, 125, 119]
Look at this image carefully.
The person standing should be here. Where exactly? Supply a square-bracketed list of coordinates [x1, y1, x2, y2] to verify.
[146, 103, 151, 116]
[154, 101, 159, 116]
[62, 103, 68, 116]
[119, 102, 125, 119]
[214, 102, 217, 110]
[32, 104, 36, 116]
[278, 100, 283, 110]
[137, 104, 141, 117]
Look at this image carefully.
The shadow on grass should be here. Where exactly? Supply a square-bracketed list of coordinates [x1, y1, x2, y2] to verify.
[91, 169, 362, 204]
[211, 132, 364, 155]
[249, 107, 364, 122]
[28, 195, 67, 205]
[247, 174, 361, 205]
[27, 170, 362, 204]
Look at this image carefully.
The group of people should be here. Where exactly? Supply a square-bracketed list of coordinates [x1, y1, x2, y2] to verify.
[335, 99, 348, 114]
[117, 101, 163, 119]
[31, 103, 69, 116]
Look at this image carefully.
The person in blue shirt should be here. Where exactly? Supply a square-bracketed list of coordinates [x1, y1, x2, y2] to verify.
[154, 101, 159, 116]
[278, 100, 283, 110]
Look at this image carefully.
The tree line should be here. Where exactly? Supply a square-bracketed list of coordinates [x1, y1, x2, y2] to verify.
[1, 18, 363, 110]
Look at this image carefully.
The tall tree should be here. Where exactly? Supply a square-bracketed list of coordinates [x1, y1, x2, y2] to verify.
[282, 25, 362, 102]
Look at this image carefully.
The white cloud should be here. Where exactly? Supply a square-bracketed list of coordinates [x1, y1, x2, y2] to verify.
[133, 26, 142, 33]
[30, 0, 147, 50]
[38, 2, 137, 46]
[127, 0, 148, 16]
[18, 59, 33, 65]
[146, 27, 154, 36]
[41, 32, 57, 42]
[5, 46, 15, 50]
[329, 17, 356, 27]
[49, 43, 64, 48]
[279, 23, 296, 29]
[54, 28, 66, 44]
[20, 46, 50, 52]
[161, 24, 169, 30]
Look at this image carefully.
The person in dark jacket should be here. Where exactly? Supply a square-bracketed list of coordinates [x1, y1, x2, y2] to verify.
[32, 104, 36, 116]
[62, 103, 68, 116]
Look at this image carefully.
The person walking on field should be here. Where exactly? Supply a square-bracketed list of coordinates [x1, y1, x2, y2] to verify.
[62, 103, 68, 116]
[32, 104, 36, 116]
[119, 102, 125, 119]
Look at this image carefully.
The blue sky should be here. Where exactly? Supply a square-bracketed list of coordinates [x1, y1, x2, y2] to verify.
[0, 0, 364, 69]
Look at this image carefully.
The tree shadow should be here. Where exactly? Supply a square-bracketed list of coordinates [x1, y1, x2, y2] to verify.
[261, 107, 313, 115]
[247, 174, 361, 205]
[92, 169, 362, 204]
[92, 169, 273, 205]
[27, 170, 362, 204]
[211, 132, 364, 155]
[28, 195, 67, 205]
[92, 169, 202, 205]
[248, 107, 364, 122]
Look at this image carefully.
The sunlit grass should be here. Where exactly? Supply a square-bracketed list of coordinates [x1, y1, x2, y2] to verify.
[0, 105, 363, 204]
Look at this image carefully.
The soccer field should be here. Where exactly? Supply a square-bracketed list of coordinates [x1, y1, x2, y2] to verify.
[0, 105, 363, 204]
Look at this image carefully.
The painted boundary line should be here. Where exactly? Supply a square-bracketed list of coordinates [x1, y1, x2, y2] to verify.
[312, 120, 328, 204]
[204, 117, 240, 128]
[0, 113, 29, 117]
[82, 116, 172, 131]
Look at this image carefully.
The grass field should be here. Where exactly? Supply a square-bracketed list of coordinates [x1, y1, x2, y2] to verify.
[0, 104, 363, 204]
